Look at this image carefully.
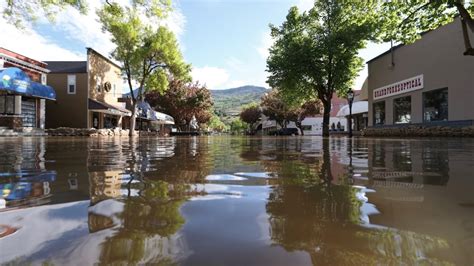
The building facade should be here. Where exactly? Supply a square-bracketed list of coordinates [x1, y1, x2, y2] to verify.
[368, 18, 474, 128]
[0, 48, 56, 133]
[45, 48, 130, 129]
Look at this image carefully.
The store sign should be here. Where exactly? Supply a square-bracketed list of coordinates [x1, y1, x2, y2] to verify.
[373, 75, 423, 100]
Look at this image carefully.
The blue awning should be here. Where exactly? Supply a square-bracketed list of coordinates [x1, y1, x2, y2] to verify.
[0, 67, 56, 100]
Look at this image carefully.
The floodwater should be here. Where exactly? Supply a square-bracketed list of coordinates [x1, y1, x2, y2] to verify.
[0, 136, 473, 265]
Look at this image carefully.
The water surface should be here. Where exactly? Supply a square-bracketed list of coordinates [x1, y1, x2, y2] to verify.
[0, 136, 473, 265]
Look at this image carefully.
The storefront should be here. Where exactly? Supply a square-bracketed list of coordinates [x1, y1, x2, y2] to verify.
[88, 99, 131, 129]
[0, 67, 56, 132]
[368, 18, 474, 128]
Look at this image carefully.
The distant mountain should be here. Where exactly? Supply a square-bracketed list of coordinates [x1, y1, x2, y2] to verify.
[210, 85, 269, 116]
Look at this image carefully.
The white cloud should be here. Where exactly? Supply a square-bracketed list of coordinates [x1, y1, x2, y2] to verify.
[225, 57, 244, 71]
[0, 17, 84, 61]
[1, 0, 187, 62]
[256, 31, 274, 60]
[192, 66, 230, 90]
[296, 0, 313, 12]
[225, 80, 247, 89]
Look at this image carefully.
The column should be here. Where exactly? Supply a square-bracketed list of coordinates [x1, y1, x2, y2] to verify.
[14, 95, 21, 115]
[39, 99, 46, 129]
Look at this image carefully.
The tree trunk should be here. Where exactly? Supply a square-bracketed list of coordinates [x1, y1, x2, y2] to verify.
[322, 100, 331, 137]
[129, 101, 137, 136]
[296, 121, 304, 136]
[460, 15, 474, 56]
[321, 138, 333, 186]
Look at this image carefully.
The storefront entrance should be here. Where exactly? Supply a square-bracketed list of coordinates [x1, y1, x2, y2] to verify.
[21, 98, 37, 128]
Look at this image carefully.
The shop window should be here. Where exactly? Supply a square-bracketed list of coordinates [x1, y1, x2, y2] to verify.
[67, 75, 76, 94]
[423, 88, 448, 122]
[0, 95, 15, 114]
[394, 96, 411, 124]
[373, 101, 385, 125]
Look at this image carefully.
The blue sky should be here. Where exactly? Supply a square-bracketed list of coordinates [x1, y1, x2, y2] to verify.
[1, 0, 390, 91]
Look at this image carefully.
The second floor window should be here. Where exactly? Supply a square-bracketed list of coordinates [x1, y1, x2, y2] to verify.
[67, 75, 76, 94]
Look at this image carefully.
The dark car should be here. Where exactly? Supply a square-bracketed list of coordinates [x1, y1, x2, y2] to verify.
[277, 128, 299, 136]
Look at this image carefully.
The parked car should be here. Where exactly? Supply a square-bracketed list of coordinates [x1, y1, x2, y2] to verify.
[277, 128, 299, 136]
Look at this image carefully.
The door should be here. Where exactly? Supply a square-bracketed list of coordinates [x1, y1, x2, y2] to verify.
[21, 98, 37, 128]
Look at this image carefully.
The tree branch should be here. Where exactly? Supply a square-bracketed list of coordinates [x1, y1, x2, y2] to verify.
[454, 0, 474, 33]
[460, 16, 474, 55]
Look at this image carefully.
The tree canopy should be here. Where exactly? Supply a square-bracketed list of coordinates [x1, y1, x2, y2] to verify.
[261, 89, 292, 129]
[98, 0, 190, 135]
[2, 0, 88, 28]
[267, 0, 375, 136]
[376, 0, 474, 56]
[239, 103, 262, 134]
[146, 79, 213, 131]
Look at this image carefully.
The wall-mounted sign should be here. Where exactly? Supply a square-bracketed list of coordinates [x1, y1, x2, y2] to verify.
[373, 74, 423, 100]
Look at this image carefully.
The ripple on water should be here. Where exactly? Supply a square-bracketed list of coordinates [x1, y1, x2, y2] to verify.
[205, 174, 248, 181]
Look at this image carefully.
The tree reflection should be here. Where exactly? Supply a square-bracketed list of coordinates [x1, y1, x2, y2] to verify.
[265, 138, 457, 264]
[87, 138, 204, 265]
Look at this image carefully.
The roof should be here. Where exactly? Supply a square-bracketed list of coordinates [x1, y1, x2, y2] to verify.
[86, 48, 122, 70]
[366, 43, 404, 64]
[0, 47, 48, 68]
[45, 61, 87, 73]
[88, 98, 131, 116]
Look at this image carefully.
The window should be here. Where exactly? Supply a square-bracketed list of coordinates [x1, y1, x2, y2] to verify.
[67, 75, 76, 94]
[393, 96, 411, 124]
[0, 95, 15, 114]
[373, 101, 385, 125]
[301, 125, 312, 131]
[423, 88, 448, 122]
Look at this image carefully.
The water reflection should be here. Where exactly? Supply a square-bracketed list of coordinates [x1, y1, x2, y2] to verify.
[0, 136, 472, 265]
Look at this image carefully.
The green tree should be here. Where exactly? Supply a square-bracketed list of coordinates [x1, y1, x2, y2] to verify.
[207, 114, 228, 133]
[98, 1, 190, 136]
[239, 103, 262, 134]
[377, 1, 474, 56]
[229, 118, 246, 135]
[267, 1, 376, 136]
[2, 0, 88, 28]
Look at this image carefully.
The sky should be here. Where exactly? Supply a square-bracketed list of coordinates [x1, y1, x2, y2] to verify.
[0, 0, 391, 92]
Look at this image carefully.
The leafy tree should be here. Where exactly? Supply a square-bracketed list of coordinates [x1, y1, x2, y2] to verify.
[229, 118, 246, 135]
[207, 114, 228, 133]
[288, 100, 321, 135]
[146, 79, 213, 131]
[267, 1, 376, 136]
[2, 0, 88, 28]
[98, 1, 190, 136]
[239, 103, 262, 134]
[377, 1, 474, 56]
[261, 89, 292, 128]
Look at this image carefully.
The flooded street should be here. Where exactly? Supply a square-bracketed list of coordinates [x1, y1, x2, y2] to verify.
[0, 136, 473, 265]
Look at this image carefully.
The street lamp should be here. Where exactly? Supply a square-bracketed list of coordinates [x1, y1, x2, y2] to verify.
[347, 90, 354, 138]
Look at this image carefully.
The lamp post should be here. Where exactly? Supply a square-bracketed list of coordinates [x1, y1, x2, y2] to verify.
[347, 90, 354, 138]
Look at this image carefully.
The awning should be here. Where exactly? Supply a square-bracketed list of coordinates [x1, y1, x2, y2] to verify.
[0, 67, 56, 100]
[88, 99, 131, 116]
[137, 101, 158, 121]
[155, 111, 175, 125]
[336, 101, 368, 117]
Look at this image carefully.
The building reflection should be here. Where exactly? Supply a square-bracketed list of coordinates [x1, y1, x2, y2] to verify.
[258, 137, 473, 265]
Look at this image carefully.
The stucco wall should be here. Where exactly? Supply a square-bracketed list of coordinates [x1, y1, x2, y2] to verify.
[46, 73, 88, 128]
[87, 51, 124, 108]
[368, 18, 474, 126]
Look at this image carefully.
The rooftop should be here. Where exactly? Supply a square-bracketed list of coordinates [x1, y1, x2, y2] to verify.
[45, 61, 87, 73]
